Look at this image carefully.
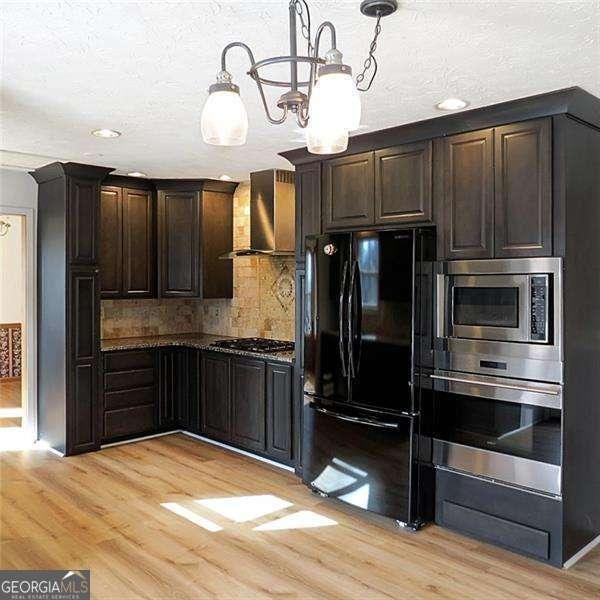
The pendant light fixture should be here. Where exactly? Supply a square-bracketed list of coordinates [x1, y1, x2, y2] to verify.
[200, 0, 398, 155]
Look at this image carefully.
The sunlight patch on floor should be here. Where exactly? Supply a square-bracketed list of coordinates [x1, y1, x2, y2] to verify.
[161, 502, 222, 532]
[254, 510, 338, 531]
[195, 494, 293, 523]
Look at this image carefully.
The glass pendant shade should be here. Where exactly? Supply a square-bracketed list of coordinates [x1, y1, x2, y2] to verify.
[309, 71, 362, 132]
[306, 123, 349, 154]
[201, 89, 248, 146]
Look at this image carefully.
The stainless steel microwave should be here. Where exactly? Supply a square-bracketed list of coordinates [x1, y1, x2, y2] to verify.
[435, 258, 563, 383]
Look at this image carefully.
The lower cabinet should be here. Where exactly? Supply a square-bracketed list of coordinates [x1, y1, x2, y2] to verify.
[201, 352, 231, 440]
[266, 362, 293, 463]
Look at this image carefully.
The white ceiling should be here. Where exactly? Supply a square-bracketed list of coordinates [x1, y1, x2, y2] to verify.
[1, 1, 599, 180]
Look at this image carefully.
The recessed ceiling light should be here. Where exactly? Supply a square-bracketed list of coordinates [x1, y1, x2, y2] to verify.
[91, 128, 121, 138]
[127, 171, 147, 177]
[435, 98, 469, 111]
[219, 174, 232, 181]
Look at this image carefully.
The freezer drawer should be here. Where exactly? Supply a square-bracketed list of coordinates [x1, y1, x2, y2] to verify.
[301, 398, 419, 525]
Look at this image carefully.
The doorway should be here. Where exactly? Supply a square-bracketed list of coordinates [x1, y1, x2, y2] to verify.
[0, 210, 36, 443]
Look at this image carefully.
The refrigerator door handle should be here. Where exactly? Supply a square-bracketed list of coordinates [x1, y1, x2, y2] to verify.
[348, 260, 362, 378]
[339, 260, 349, 377]
[310, 403, 401, 430]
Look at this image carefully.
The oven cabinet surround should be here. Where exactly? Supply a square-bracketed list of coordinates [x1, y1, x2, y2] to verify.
[281, 87, 600, 567]
[100, 180, 155, 299]
[32, 162, 113, 455]
[201, 351, 294, 465]
[156, 182, 234, 299]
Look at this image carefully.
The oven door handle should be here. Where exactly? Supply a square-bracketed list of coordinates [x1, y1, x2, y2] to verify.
[430, 374, 561, 395]
[310, 404, 401, 430]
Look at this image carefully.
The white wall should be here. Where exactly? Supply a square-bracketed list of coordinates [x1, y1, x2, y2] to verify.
[0, 214, 25, 323]
[0, 168, 38, 210]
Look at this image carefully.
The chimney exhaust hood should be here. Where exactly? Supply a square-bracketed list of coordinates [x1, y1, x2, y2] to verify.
[220, 169, 295, 259]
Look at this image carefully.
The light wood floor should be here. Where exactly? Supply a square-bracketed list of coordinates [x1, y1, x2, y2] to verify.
[1, 434, 599, 599]
[0, 379, 21, 427]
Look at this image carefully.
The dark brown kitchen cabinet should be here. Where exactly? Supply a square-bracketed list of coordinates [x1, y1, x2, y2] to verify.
[101, 350, 157, 442]
[266, 362, 293, 463]
[33, 162, 112, 456]
[494, 119, 552, 257]
[158, 190, 201, 297]
[99, 186, 122, 297]
[158, 348, 179, 430]
[374, 141, 433, 225]
[323, 152, 375, 230]
[295, 161, 321, 261]
[293, 268, 305, 471]
[69, 266, 100, 453]
[440, 128, 495, 259]
[201, 352, 231, 440]
[231, 358, 266, 452]
[99, 183, 155, 298]
[186, 349, 202, 434]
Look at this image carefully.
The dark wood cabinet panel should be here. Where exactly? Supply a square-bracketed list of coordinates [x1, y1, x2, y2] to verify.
[187, 349, 202, 434]
[202, 191, 233, 298]
[104, 405, 155, 440]
[494, 119, 552, 257]
[158, 191, 201, 297]
[323, 152, 375, 230]
[122, 188, 155, 296]
[68, 176, 99, 264]
[374, 141, 433, 225]
[294, 269, 305, 470]
[201, 352, 231, 440]
[441, 129, 494, 259]
[99, 186, 122, 298]
[69, 267, 100, 453]
[158, 348, 178, 430]
[266, 362, 292, 463]
[231, 358, 266, 452]
[295, 162, 321, 261]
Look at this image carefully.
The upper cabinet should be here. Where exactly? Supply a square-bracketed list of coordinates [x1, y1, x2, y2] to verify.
[374, 141, 433, 225]
[295, 161, 321, 262]
[323, 152, 374, 230]
[494, 119, 552, 258]
[69, 176, 100, 264]
[156, 184, 233, 299]
[157, 189, 201, 297]
[100, 183, 155, 299]
[322, 145, 433, 232]
[437, 118, 552, 260]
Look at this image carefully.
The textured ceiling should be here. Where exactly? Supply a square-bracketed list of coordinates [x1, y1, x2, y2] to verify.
[1, 1, 599, 179]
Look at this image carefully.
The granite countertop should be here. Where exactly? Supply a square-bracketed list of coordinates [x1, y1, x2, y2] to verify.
[100, 332, 295, 364]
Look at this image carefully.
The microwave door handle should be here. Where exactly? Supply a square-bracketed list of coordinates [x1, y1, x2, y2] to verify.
[339, 260, 349, 377]
[430, 374, 561, 395]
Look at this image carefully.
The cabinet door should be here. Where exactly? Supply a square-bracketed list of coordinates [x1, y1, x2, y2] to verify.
[231, 357, 266, 452]
[201, 352, 231, 440]
[293, 269, 306, 470]
[295, 162, 321, 261]
[175, 348, 190, 430]
[123, 188, 156, 297]
[202, 190, 233, 298]
[494, 119, 552, 258]
[441, 129, 494, 259]
[68, 176, 99, 264]
[266, 362, 292, 463]
[158, 349, 178, 429]
[68, 267, 100, 454]
[323, 152, 375, 230]
[187, 349, 202, 434]
[158, 191, 201, 297]
[99, 186, 123, 298]
[374, 141, 433, 225]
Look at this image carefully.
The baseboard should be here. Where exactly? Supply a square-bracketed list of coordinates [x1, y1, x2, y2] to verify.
[180, 431, 295, 472]
[36, 439, 65, 457]
[563, 533, 600, 569]
[100, 430, 180, 449]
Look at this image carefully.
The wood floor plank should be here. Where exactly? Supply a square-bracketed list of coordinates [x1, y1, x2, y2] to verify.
[1, 433, 599, 599]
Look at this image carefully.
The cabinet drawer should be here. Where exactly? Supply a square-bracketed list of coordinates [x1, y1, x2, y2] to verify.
[435, 469, 563, 565]
[104, 368, 155, 391]
[104, 404, 155, 439]
[104, 350, 154, 372]
[104, 386, 155, 411]
[441, 500, 549, 560]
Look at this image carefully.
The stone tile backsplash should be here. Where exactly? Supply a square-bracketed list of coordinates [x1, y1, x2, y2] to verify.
[101, 180, 295, 341]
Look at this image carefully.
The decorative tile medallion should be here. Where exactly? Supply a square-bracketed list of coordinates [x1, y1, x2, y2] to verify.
[271, 263, 295, 311]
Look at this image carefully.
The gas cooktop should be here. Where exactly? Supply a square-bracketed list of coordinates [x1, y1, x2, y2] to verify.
[209, 337, 294, 354]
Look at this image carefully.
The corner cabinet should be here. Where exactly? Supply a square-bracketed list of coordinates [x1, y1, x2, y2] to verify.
[437, 119, 552, 260]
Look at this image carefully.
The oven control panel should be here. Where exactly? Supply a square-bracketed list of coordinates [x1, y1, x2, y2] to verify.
[530, 275, 549, 342]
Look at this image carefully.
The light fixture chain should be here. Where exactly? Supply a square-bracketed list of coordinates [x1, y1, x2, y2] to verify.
[356, 14, 382, 92]
[294, 0, 313, 56]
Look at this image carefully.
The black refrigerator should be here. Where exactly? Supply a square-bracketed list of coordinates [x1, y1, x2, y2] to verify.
[301, 228, 434, 528]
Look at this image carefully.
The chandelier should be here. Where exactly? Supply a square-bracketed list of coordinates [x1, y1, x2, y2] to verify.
[200, 0, 398, 155]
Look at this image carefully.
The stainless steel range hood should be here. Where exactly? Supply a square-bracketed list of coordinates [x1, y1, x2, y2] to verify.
[220, 169, 295, 259]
